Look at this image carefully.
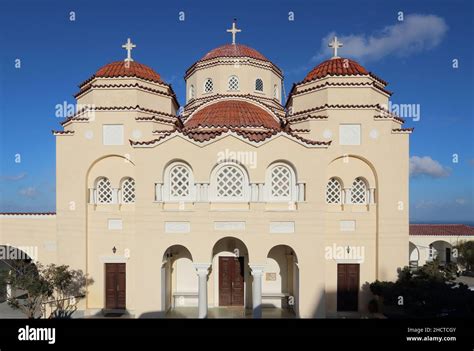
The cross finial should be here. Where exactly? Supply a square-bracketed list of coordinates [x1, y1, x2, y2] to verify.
[122, 38, 136, 62]
[328, 36, 343, 59]
[226, 19, 242, 45]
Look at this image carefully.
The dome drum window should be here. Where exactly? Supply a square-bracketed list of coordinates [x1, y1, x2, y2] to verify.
[255, 79, 264, 92]
[204, 78, 213, 93]
[228, 76, 239, 91]
[273, 84, 279, 99]
[189, 84, 195, 100]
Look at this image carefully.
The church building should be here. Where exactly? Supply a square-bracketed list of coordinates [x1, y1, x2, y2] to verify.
[0, 22, 413, 318]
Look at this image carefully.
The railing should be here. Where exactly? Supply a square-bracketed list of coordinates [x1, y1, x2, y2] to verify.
[153, 182, 306, 203]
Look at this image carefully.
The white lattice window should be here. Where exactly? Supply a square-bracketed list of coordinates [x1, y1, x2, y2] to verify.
[204, 78, 213, 93]
[215, 165, 245, 199]
[97, 177, 112, 204]
[273, 84, 279, 99]
[228, 76, 239, 91]
[326, 178, 342, 204]
[350, 177, 367, 204]
[169, 165, 190, 199]
[121, 177, 135, 203]
[189, 85, 195, 100]
[255, 79, 263, 92]
[270, 165, 292, 200]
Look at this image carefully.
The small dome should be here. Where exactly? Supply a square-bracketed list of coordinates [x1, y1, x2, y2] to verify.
[199, 44, 269, 63]
[184, 100, 280, 130]
[94, 61, 163, 83]
[303, 58, 369, 82]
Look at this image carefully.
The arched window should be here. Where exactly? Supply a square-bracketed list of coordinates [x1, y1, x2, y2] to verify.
[267, 163, 295, 201]
[212, 163, 248, 201]
[228, 76, 239, 91]
[188, 84, 195, 100]
[96, 177, 112, 204]
[326, 178, 342, 204]
[273, 84, 279, 99]
[164, 162, 195, 201]
[204, 78, 213, 93]
[255, 78, 264, 92]
[350, 177, 368, 204]
[121, 177, 135, 203]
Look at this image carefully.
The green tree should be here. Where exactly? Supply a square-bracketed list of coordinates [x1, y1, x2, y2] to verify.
[370, 260, 474, 318]
[43, 264, 92, 318]
[1, 261, 92, 319]
[455, 240, 474, 272]
[1, 260, 51, 318]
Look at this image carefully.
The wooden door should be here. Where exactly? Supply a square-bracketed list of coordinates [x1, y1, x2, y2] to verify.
[337, 264, 359, 311]
[105, 263, 126, 310]
[219, 257, 244, 306]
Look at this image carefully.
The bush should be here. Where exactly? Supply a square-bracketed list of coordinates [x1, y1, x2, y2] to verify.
[369, 260, 474, 318]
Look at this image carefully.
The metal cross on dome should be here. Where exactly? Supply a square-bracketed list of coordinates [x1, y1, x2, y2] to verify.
[328, 36, 343, 59]
[227, 19, 242, 45]
[122, 38, 136, 62]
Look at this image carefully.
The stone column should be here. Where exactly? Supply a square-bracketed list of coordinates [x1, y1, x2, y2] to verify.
[250, 264, 265, 318]
[344, 188, 351, 204]
[369, 188, 376, 204]
[194, 263, 211, 318]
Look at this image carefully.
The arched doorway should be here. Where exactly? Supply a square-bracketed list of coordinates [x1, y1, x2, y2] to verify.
[409, 242, 420, 268]
[210, 237, 250, 308]
[429, 240, 453, 265]
[264, 245, 298, 315]
[161, 245, 195, 311]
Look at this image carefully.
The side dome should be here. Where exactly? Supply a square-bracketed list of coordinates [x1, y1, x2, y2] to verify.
[199, 43, 270, 63]
[184, 100, 280, 130]
[303, 58, 369, 82]
[93, 61, 163, 83]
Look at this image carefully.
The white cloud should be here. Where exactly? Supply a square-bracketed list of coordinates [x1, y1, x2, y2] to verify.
[314, 14, 448, 62]
[19, 186, 39, 198]
[1, 172, 27, 181]
[410, 156, 451, 178]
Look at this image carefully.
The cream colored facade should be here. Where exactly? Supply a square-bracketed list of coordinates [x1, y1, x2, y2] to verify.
[1, 38, 415, 318]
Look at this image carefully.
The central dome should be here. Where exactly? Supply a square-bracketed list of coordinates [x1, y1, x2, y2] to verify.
[199, 44, 270, 63]
[184, 100, 280, 130]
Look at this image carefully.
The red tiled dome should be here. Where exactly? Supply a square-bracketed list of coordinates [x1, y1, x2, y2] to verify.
[199, 44, 269, 62]
[304, 58, 368, 82]
[95, 61, 163, 83]
[185, 100, 280, 129]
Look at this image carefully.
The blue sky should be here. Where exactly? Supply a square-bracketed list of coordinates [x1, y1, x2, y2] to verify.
[0, 0, 473, 223]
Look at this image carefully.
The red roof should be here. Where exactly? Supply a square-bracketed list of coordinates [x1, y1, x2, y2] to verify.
[94, 61, 163, 83]
[199, 44, 269, 62]
[184, 100, 280, 130]
[410, 224, 474, 236]
[304, 58, 367, 82]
